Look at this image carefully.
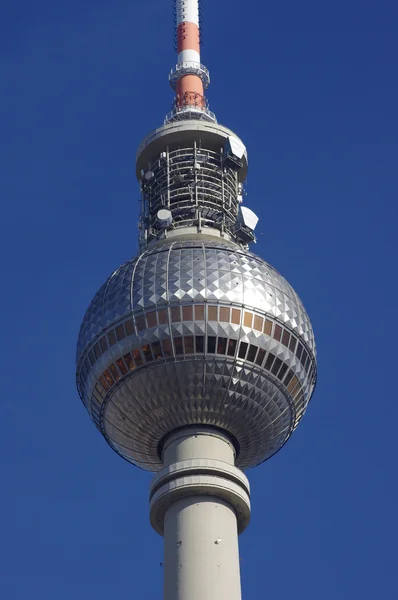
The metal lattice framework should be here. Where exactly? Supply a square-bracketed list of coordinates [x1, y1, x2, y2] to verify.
[140, 144, 240, 243]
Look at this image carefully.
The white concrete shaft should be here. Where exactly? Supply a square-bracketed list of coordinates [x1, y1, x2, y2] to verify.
[160, 428, 243, 600]
[162, 427, 236, 466]
[164, 495, 242, 600]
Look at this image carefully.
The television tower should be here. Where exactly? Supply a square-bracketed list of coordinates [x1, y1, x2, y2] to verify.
[76, 1, 317, 599]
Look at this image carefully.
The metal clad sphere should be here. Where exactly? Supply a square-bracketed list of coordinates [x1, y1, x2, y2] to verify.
[76, 240, 316, 471]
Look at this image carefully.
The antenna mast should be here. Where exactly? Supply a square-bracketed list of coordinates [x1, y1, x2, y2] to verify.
[167, 0, 214, 122]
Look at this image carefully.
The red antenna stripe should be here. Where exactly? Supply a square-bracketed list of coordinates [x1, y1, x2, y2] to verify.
[177, 22, 200, 55]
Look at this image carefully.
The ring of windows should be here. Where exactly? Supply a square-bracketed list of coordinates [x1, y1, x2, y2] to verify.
[87, 333, 309, 430]
[78, 304, 314, 392]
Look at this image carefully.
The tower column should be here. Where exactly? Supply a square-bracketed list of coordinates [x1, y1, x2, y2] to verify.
[149, 427, 251, 600]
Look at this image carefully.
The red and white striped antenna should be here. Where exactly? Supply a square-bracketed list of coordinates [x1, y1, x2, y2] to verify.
[167, 0, 215, 123]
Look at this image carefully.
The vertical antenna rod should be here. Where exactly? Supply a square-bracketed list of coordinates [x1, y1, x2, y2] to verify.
[168, 0, 214, 122]
[176, 0, 203, 103]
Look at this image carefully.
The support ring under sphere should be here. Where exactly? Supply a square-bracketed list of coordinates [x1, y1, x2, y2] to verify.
[76, 239, 316, 471]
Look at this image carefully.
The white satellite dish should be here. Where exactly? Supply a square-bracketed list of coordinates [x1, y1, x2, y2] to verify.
[240, 206, 259, 230]
[157, 209, 173, 228]
[226, 136, 246, 159]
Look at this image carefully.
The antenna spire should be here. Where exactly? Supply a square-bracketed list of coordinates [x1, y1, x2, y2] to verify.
[167, 0, 215, 123]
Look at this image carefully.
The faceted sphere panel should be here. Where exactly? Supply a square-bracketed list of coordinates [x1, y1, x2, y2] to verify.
[104, 358, 295, 470]
[76, 239, 317, 470]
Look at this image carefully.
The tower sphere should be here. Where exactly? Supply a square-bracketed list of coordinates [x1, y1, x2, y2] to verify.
[76, 237, 316, 471]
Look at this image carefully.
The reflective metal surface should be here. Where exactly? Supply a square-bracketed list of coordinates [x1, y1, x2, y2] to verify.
[76, 239, 317, 470]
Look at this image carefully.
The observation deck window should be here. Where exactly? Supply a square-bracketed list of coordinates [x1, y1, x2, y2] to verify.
[195, 335, 204, 352]
[207, 336, 216, 353]
[256, 348, 266, 366]
[247, 344, 257, 363]
[182, 306, 193, 321]
[227, 339, 237, 356]
[132, 348, 143, 366]
[274, 325, 282, 342]
[296, 343, 303, 361]
[147, 312, 157, 327]
[278, 363, 289, 381]
[231, 308, 241, 325]
[300, 350, 307, 368]
[289, 336, 297, 353]
[152, 341, 162, 359]
[103, 369, 114, 386]
[238, 342, 248, 359]
[109, 363, 120, 382]
[217, 337, 227, 354]
[135, 315, 146, 332]
[125, 319, 134, 336]
[208, 306, 217, 321]
[243, 312, 253, 328]
[185, 336, 194, 353]
[162, 339, 173, 357]
[254, 315, 264, 331]
[99, 375, 109, 392]
[158, 309, 168, 325]
[194, 305, 205, 320]
[115, 324, 125, 341]
[99, 337, 108, 353]
[93, 343, 101, 360]
[107, 330, 117, 346]
[282, 330, 290, 347]
[284, 369, 294, 386]
[219, 307, 230, 322]
[171, 307, 180, 323]
[174, 336, 183, 355]
[287, 374, 299, 395]
[89, 350, 96, 366]
[116, 357, 128, 375]
[271, 357, 283, 377]
[263, 320, 273, 336]
[123, 353, 135, 371]
[265, 352, 276, 371]
[142, 344, 153, 362]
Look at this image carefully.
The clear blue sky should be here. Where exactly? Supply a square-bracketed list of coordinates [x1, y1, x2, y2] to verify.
[2, 1, 397, 598]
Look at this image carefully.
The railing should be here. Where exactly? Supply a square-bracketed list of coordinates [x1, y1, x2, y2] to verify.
[169, 61, 211, 90]
[165, 103, 216, 124]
